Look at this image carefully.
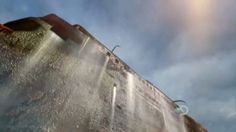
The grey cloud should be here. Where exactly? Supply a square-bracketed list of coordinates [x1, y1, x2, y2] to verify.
[152, 50, 236, 97]
[152, 49, 236, 131]
[191, 97, 236, 131]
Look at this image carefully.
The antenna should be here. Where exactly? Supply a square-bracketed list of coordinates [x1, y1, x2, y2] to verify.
[111, 45, 120, 53]
[173, 100, 186, 104]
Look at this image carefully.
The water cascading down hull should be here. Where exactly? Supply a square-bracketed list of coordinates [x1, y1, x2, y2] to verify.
[0, 14, 207, 132]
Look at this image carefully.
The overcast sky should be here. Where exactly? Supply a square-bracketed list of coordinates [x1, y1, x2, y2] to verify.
[1, 0, 236, 131]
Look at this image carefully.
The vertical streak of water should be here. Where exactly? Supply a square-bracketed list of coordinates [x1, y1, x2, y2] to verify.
[78, 36, 90, 54]
[87, 54, 109, 130]
[110, 84, 117, 131]
[24, 33, 60, 73]
[160, 96, 187, 132]
[127, 72, 135, 131]
[160, 98, 173, 132]
[127, 72, 135, 111]
[179, 116, 187, 132]
[95, 56, 109, 89]
[62, 36, 90, 77]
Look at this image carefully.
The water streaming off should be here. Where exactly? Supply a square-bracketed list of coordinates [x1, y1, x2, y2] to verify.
[127, 72, 135, 131]
[0, 27, 111, 131]
[110, 84, 117, 131]
[160, 96, 187, 132]
[0, 15, 207, 132]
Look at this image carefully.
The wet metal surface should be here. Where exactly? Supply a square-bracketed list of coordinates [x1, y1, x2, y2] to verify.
[0, 15, 207, 132]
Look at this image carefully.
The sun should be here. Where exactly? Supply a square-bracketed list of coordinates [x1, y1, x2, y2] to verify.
[191, 0, 210, 16]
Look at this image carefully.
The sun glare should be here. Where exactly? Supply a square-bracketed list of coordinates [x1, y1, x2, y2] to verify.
[186, 0, 212, 50]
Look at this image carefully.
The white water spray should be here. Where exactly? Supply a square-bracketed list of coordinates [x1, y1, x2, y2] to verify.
[127, 72, 135, 131]
[160, 97, 187, 132]
[110, 84, 117, 131]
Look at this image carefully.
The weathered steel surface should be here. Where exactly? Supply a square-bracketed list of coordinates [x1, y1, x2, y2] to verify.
[0, 14, 207, 132]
